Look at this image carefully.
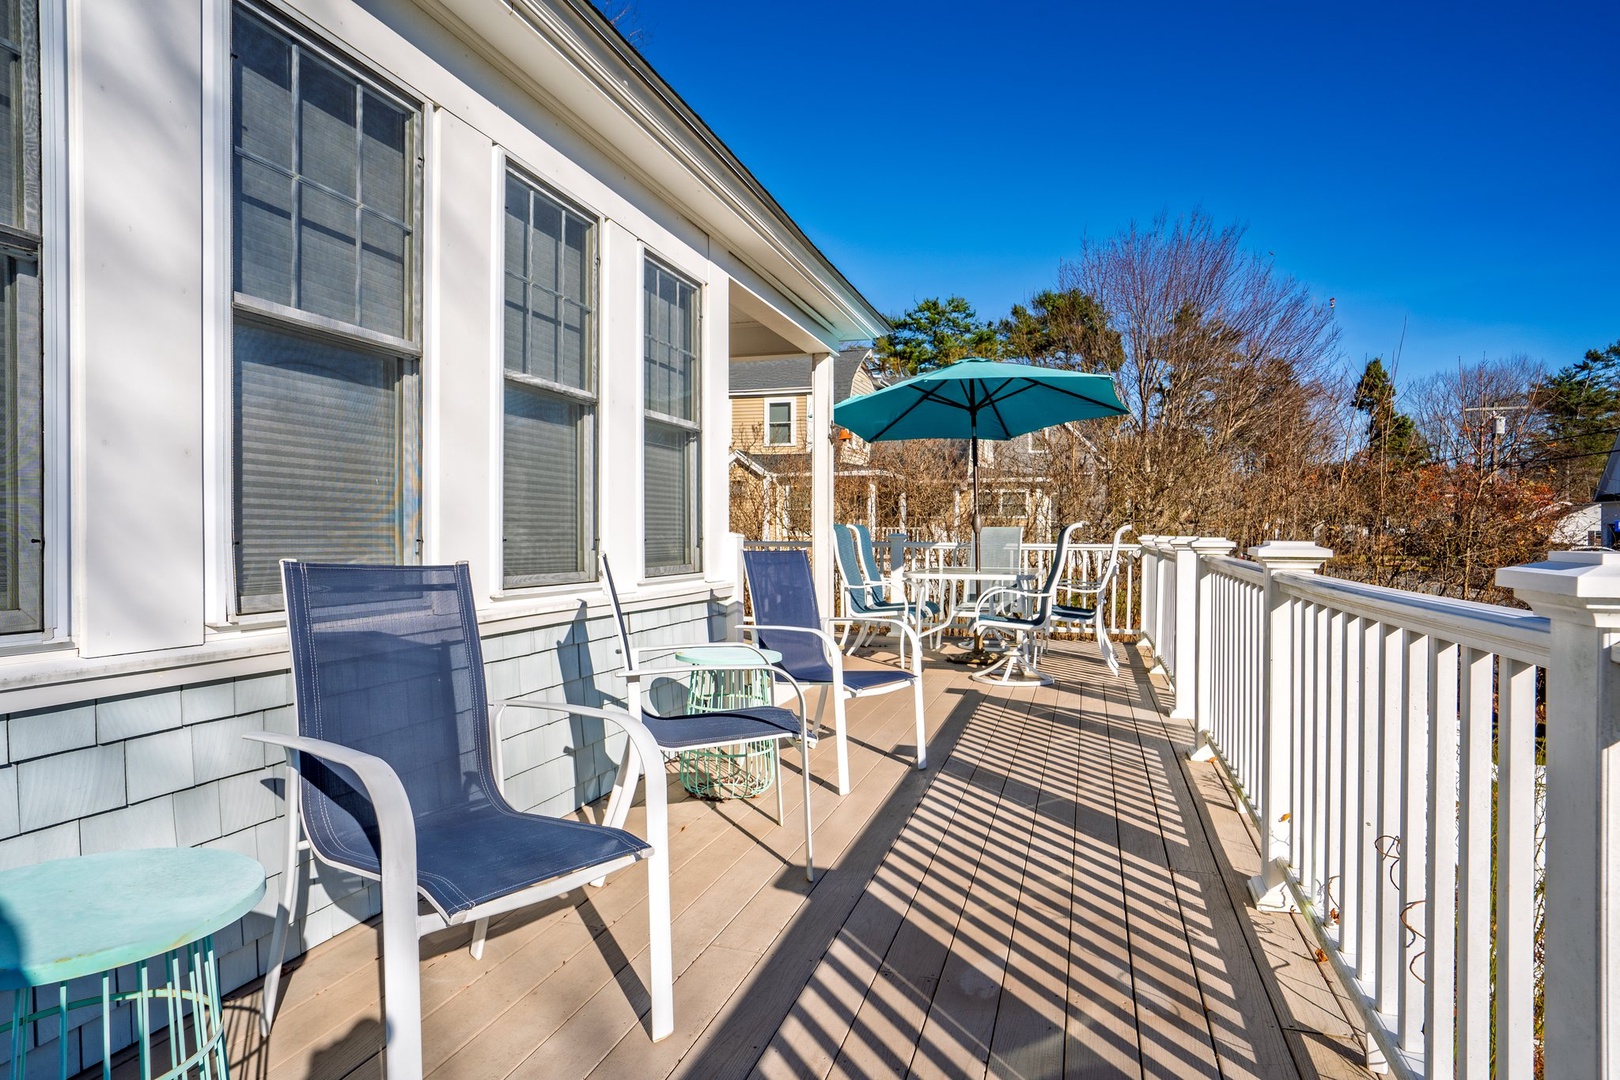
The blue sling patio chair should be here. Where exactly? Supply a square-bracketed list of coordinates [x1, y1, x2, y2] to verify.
[967, 521, 1084, 686]
[833, 524, 941, 661]
[249, 562, 673, 1080]
[741, 547, 926, 797]
[1051, 522, 1133, 676]
[595, 554, 819, 880]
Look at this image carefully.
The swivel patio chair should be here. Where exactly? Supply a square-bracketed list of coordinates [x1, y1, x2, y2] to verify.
[1051, 522, 1132, 676]
[251, 562, 673, 1080]
[597, 554, 819, 880]
[967, 521, 1083, 686]
[742, 547, 926, 796]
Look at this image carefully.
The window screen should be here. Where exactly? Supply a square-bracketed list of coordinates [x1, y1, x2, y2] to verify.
[231, 5, 419, 614]
[501, 172, 595, 586]
[0, 0, 41, 636]
[643, 260, 699, 576]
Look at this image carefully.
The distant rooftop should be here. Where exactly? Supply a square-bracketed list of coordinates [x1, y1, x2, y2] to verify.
[729, 346, 870, 401]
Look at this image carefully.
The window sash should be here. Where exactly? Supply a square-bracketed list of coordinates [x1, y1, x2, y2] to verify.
[643, 418, 698, 576]
[232, 5, 417, 343]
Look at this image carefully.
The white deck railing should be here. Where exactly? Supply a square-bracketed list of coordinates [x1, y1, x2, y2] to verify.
[1140, 536, 1620, 1080]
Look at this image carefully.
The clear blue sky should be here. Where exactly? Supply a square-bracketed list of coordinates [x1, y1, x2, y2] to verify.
[620, 1, 1617, 387]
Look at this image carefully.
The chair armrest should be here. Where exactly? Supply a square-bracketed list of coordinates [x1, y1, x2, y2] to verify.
[491, 701, 670, 845]
[245, 732, 418, 890]
[740, 621, 844, 685]
[826, 615, 924, 675]
[969, 585, 1044, 618]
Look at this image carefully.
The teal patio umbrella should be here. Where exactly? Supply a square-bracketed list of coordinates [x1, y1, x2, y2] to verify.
[834, 359, 1126, 568]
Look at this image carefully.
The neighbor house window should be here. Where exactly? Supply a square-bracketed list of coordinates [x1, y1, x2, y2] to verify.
[764, 398, 793, 447]
[0, 0, 42, 636]
[230, 5, 420, 614]
[643, 259, 699, 575]
[995, 490, 1027, 517]
[502, 171, 595, 586]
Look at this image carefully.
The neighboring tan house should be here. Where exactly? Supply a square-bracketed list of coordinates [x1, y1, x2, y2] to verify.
[729, 347, 880, 539]
[0, 1, 882, 1071]
[730, 346, 874, 465]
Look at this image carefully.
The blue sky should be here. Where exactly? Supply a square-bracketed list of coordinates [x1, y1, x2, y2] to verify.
[620, 2, 1617, 388]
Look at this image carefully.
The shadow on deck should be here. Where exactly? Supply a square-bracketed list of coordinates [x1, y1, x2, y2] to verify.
[200, 640, 1372, 1080]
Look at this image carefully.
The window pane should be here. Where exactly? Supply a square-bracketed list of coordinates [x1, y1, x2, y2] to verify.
[234, 321, 403, 612]
[298, 184, 359, 323]
[298, 56, 357, 195]
[0, 254, 41, 631]
[360, 91, 407, 220]
[504, 383, 589, 584]
[233, 14, 292, 170]
[766, 402, 791, 445]
[359, 209, 406, 337]
[235, 156, 294, 305]
[644, 420, 694, 573]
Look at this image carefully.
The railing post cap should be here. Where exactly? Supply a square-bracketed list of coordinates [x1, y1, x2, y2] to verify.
[1247, 540, 1333, 572]
[1188, 537, 1237, 555]
[1498, 550, 1620, 623]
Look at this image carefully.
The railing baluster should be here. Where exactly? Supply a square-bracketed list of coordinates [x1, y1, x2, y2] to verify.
[1376, 622, 1403, 1019]
[1496, 657, 1537, 1077]
[1325, 609, 1347, 948]
[1338, 614, 1363, 967]
[1424, 636, 1459, 1076]
[1455, 647, 1493, 1079]
[1355, 616, 1382, 990]
[1399, 629, 1430, 1053]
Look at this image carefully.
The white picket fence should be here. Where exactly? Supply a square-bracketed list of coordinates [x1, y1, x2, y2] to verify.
[1136, 536, 1620, 1080]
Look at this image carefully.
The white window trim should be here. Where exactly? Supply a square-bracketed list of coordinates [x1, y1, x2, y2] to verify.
[763, 397, 796, 447]
[640, 251, 702, 580]
[3, 0, 68, 650]
[495, 158, 602, 590]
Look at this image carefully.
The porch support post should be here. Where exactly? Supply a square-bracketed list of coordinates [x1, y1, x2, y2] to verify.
[1187, 537, 1236, 757]
[809, 352, 834, 615]
[1498, 550, 1620, 1080]
[1247, 540, 1332, 910]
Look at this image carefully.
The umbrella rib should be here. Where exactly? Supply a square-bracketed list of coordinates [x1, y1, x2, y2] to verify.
[865, 380, 974, 441]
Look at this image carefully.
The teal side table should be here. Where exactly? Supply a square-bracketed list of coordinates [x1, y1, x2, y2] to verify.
[674, 646, 783, 800]
[0, 848, 266, 1079]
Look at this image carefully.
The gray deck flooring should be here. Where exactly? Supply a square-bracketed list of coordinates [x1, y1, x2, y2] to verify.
[188, 640, 1371, 1080]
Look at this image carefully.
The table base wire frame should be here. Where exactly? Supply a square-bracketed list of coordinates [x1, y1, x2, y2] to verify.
[676, 666, 781, 801]
[2, 937, 228, 1080]
[678, 740, 779, 800]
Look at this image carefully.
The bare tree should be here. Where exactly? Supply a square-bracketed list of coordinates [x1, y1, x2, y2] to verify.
[1057, 210, 1342, 539]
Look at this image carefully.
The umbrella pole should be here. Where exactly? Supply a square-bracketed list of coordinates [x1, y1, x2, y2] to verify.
[971, 425, 986, 654]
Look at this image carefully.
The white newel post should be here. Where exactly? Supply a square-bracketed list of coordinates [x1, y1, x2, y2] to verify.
[1187, 538, 1237, 752]
[1247, 540, 1333, 910]
[1498, 551, 1620, 1080]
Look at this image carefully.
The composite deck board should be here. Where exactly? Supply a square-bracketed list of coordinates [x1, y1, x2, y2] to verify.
[179, 639, 1373, 1080]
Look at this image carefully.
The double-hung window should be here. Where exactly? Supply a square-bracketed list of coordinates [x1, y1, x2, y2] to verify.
[642, 259, 700, 576]
[230, 6, 420, 614]
[502, 171, 595, 586]
[0, 0, 42, 636]
[764, 398, 793, 447]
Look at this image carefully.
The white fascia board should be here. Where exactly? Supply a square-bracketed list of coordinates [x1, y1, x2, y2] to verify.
[419, 0, 885, 346]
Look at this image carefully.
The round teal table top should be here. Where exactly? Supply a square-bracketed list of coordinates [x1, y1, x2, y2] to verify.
[0, 849, 266, 989]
